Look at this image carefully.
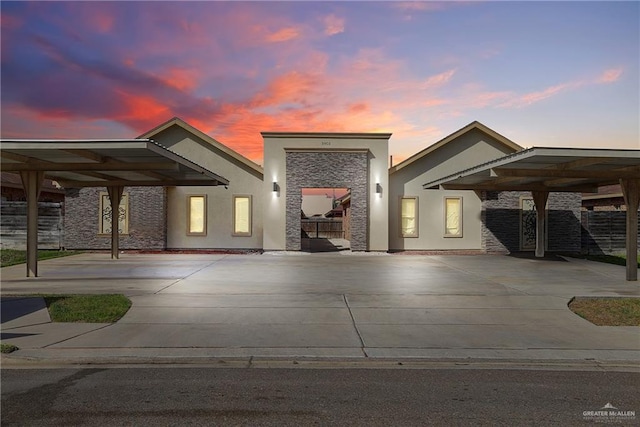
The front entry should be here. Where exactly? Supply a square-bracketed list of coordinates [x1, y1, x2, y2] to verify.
[261, 132, 390, 252]
[286, 151, 368, 251]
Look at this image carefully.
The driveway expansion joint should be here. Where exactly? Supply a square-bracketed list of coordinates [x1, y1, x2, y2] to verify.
[343, 294, 368, 357]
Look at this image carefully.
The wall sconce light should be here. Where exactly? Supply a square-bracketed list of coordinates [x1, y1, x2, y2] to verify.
[273, 182, 279, 192]
[376, 183, 382, 194]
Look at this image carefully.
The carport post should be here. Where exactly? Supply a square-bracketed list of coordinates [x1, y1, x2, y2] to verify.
[620, 179, 639, 281]
[107, 186, 124, 260]
[20, 171, 44, 277]
[531, 191, 549, 258]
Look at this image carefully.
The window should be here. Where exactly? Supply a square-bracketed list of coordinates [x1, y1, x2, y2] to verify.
[99, 192, 129, 235]
[400, 197, 418, 237]
[187, 195, 207, 235]
[233, 195, 252, 236]
[444, 197, 462, 237]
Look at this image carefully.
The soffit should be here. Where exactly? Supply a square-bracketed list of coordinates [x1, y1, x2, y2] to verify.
[423, 147, 640, 193]
[0, 139, 229, 188]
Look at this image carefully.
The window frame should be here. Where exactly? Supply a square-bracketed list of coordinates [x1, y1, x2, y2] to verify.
[187, 194, 207, 236]
[232, 194, 252, 237]
[443, 196, 463, 238]
[399, 196, 419, 238]
[98, 191, 129, 236]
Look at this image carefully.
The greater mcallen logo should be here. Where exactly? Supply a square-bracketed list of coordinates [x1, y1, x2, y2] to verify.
[583, 403, 636, 423]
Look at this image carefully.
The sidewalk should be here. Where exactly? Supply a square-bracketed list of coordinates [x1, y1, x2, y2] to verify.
[1, 252, 638, 367]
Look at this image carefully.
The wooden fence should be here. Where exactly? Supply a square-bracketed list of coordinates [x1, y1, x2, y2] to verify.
[581, 210, 639, 254]
[301, 219, 344, 239]
[0, 202, 63, 249]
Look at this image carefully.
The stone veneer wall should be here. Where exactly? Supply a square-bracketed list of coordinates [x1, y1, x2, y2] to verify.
[547, 192, 582, 252]
[286, 152, 368, 251]
[482, 191, 581, 253]
[64, 186, 166, 250]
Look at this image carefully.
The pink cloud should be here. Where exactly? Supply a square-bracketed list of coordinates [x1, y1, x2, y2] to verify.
[91, 13, 115, 33]
[348, 103, 369, 113]
[497, 81, 584, 109]
[597, 68, 623, 83]
[0, 12, 23, 30]
[323, 14, 345, 36]
[158, 67, 200, 91]
[115, 91, 172, 128]
[265, 26, 302, 43]
[420, 68, 457, 89]
[392, 2, 447, 12]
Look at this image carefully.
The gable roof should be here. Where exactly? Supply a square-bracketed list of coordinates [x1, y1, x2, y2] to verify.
[389, 121, 523, 175]
[138, 117, 264, 176]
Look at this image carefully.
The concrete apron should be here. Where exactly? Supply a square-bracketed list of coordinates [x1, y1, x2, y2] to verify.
[1, 252, 638, 365]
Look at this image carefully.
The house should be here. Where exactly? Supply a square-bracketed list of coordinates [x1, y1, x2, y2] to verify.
[387, 122, 581, 253]
[62, 117, 582, 253]
[582, 184, 625, 211]
[1, 172, 65, 202]
[65, 118, 263, 251]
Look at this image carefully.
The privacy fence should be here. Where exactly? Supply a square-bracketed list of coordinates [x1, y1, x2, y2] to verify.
[0, 201, 63, 250]
[581, 210, 640, 255]
[301, 218, 344, 239]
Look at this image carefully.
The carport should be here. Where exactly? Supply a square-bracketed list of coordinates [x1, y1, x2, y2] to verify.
[423, 147, 640, 281]
[1, 139, 229, 277]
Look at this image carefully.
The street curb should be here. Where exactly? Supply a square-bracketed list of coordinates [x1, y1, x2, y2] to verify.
[3, 353, 640, 372]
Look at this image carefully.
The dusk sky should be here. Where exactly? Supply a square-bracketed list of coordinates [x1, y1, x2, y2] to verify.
[1, 1, 638, 165]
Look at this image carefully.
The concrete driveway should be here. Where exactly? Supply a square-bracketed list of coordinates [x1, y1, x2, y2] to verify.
[1, 252, 638, 364]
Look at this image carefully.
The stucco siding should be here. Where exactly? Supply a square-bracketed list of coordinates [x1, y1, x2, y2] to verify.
[151, 125, 264, 250]
[389, 129, 517, 251]
[263, 133, 389, 251]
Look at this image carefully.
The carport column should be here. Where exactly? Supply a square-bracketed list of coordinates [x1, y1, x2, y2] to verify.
[531, 191, 549, 258]
[107, 185, 124, 260]
[20, 171, 44, 277]
[620, 179, 639, 281]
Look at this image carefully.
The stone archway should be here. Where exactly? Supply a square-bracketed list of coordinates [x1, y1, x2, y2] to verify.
[285, 151, 368, 251]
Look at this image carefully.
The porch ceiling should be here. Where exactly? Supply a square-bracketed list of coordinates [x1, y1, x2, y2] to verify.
[423, 147, 640, 193]
[0, 139, 229, 188]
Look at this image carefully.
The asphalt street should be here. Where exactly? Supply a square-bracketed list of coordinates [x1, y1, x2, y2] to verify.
[2, 366, 638, 426]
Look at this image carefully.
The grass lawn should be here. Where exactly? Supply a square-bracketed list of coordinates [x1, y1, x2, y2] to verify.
[0, 343, 19, 354]
[44, 294, 132, 323]
[569, 297, 640, 326]
[0, 294, 130, 353]
[1, 249, 82, 268]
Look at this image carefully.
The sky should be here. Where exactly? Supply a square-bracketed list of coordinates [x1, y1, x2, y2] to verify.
[1, 1, 638, 165]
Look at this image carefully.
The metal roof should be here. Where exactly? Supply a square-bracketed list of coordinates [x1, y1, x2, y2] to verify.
[390, 121, 522, 175]
[423, 147, 640, 192]
[0, 139, 229, 187]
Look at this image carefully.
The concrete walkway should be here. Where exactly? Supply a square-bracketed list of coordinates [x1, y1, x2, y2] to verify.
[1, 252, 638, 365]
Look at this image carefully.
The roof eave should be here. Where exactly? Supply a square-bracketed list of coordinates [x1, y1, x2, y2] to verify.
[390, 121, 522, 175]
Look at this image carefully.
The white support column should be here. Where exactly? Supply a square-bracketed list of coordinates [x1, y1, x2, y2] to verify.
[532, 191, 549, 258]
[620, 179, 639, 281]
[20, 171, 44, 277]
[107, 186, 124, 260]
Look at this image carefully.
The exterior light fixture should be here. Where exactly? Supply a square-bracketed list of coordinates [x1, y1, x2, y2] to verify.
[273, 182, 279, 192]
[376, 183, 382, 194]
